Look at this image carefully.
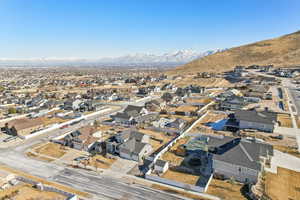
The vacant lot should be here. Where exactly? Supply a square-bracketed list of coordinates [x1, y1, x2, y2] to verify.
[86, 154, 116, 169]
[26, 151, 55, 162]
[207, 178, 246, 200]
[265, 167, 300, 200]
[39, 116, 69, 126]
[185, 98, 212, 104]
[159, 114, 196, 123]
[0, 184, 66, 200]
[277, 113, 293, 128]
[161, 170, 199, 185]
[171, 77, 232, 88]
[34, 142, 67, 159]
[169, 105, 199, 113]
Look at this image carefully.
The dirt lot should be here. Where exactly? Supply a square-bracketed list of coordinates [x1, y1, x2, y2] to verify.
[86, 154, 116, 169]
[161, 170, 199, 185]
[151, 184, 209, 200]
[265, 167, 300, 200]
[138, 129, 174, 152]
[170, 77, 232, 88]
[0, 165, 89, 198]
[273, 145, 300, 158]
[0, 183, 66, 200]
[189, 111, 227, 133]
[168, 105, 199, 113]
[26, 151, 55, 162]
[161, 137, 189, 166]
[39, 116, 69, 126]
[206, 178, 246, 200]
[184, 98, 213, 104]
[159, 114, 196, 123]
[277, 113, 293, 128]
[34, 142, 67, 159]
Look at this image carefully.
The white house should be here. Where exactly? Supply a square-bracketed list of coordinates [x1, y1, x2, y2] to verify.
[154, 160, 169, 173]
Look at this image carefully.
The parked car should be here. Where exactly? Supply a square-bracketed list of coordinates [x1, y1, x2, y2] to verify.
[74, 156, 89, 161]
[60, 124, 69, 129]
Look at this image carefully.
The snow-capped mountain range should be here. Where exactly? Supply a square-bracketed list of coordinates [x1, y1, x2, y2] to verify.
[0, 49, 224, 67]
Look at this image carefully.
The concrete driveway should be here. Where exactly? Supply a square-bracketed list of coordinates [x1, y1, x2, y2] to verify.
[266, 150, 300, 173]
[110, 157, 137, 174]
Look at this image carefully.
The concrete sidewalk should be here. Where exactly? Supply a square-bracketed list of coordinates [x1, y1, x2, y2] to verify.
[265, 150, 300, 174]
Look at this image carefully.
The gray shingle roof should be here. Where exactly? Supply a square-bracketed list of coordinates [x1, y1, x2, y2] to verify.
[234, 110, 277, 125]
[123, 105, 143, 117]
[120, 138, 147, 155]
[207, 136, 273, 171]
[155, 159, 167, 167]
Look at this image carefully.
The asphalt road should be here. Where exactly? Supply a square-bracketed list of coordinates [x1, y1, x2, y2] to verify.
[52, 169, 186, 200]
[287, 87, 300, 115]
[0, 97, 189, 200]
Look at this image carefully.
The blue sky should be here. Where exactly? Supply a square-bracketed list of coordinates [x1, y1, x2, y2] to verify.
[0, 0, 299, 59]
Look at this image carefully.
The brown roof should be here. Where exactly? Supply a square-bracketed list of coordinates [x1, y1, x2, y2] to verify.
[77, 126, 98, 146]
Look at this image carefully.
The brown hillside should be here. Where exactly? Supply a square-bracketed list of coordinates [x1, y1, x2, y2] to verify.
[168, 30, 300, 76]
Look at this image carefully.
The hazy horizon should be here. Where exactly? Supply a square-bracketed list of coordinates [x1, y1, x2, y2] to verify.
[0, 0, 300, 59]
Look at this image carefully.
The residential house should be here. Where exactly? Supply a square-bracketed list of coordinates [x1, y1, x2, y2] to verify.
[218, 95, 248, 111]
[225, 110, 277, 132]
[165, 118, 187, 130]
[205, 135, 273, 183]
[154, 160, 169, 173]
[63, 126, 100, 152]
[106, 130, 152, 162]
[63, 99, 83, 111]
[111, 105, 148, 125]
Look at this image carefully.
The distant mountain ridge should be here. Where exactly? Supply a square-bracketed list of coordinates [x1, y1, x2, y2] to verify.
[168, 30, 300, 75]
[0, 49, 224, 68]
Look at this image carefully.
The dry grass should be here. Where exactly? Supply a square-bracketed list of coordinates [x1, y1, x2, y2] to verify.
[26, 151, 55, 162]
[168, 77, 232, 88]
[206, 179, 246, 200]
[34, 142, 67, 159]
[185, 98, 213, 104]
[277, 114, 293, 128]
[199, 111, 227, 124]
[161, 137, 189, 165]
[86, 155, 116, 169]
[161, 170, 199, 185]
[161, 151, 185, 166]
[189, 111, 227, 133]
[39, 116, 69, 126]
[159, 114, 196, 123]
[173, 105, 199, 113]
[138, 129, 173, 152]
[151, 184, 209, 200]
[273, 145, 300, 158]
[0, 165, 90, 198]
[0, 184, 66, 200]
[168, 31, 300, 75]
[265, 167, 300, 200]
